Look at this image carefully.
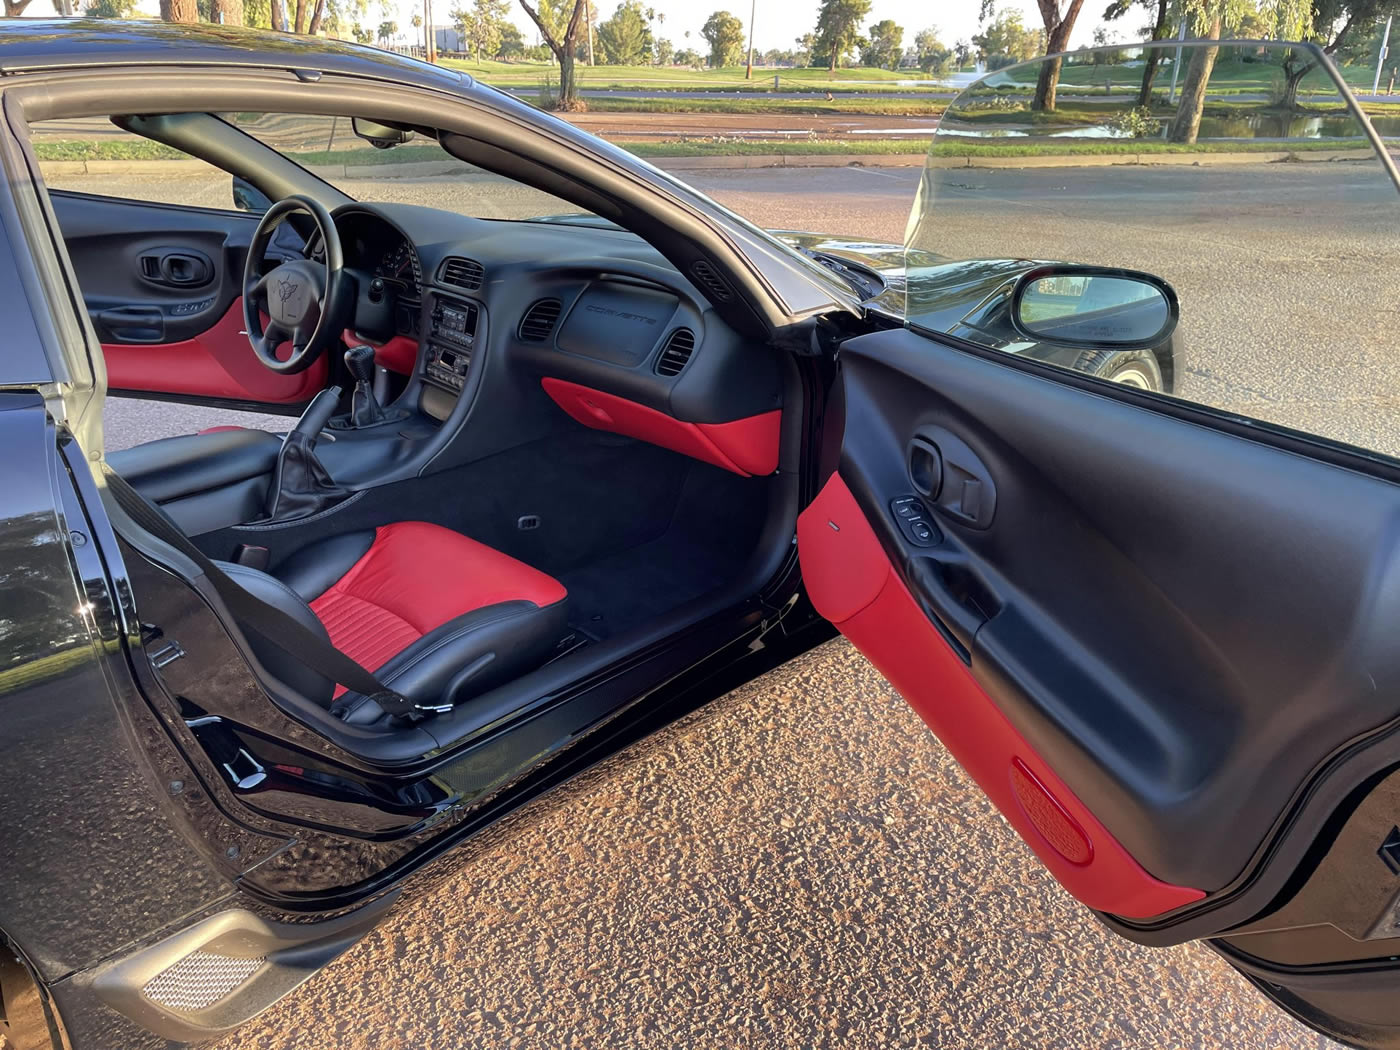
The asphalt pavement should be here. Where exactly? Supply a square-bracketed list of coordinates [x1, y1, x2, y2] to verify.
[84, 159, 1391, 1049]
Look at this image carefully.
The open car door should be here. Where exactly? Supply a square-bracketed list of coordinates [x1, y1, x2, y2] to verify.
[799, 42, 1400, 1047]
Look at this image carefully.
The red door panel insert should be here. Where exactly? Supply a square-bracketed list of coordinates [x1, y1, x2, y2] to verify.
[540, 377, 780, 477]
[796, 472, 1205, 919]
[104, 297, 326, 404]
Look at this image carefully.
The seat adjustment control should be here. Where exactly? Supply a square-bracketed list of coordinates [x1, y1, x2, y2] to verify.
[890, 496, 941, 547]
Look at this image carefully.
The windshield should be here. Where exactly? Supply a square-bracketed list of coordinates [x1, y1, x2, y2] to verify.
[228, 112, 601, 224]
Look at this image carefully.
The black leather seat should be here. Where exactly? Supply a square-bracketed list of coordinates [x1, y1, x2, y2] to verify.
[220, 520, 569, 723]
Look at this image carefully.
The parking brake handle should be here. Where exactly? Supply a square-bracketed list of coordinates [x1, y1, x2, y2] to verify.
[265, 387, 348, 521]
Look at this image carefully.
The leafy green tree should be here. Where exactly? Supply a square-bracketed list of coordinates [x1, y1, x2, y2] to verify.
[377, 17, 397, 42]
[701, 10, 745, 66]
[1023, 0, 1090, 110]
[972, 7, 1042, 69]
[84, 0, 136, 15]
[813, 0, 872, 71]
[519, 0, 591, 108]
[655, 36, 673, 64]
[1103, 0, 1173, 105]
[1263, 0, 1400, 107]
[598, 0, 653, 64]
[794, 31, 816, 65]
[674, 45, 703, 65]
[454, 0, 512, 61]
[500, 21, 526, 54]
[860, 19, 904, 68]
[913, 26, 953, 73]
[351, 20, 372, 40]
[1166, 0, 1260, 142]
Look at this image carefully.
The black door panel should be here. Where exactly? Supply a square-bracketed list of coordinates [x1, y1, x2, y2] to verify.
[836, 328, 1400, 905]
[51, 190, 323, 406]
[52, 190, 251, 342]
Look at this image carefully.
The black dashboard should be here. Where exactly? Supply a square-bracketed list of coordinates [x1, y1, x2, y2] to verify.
[331, 203, 784, 439]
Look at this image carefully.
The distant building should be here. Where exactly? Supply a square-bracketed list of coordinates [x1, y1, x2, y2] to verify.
[434, 25, 464, 54]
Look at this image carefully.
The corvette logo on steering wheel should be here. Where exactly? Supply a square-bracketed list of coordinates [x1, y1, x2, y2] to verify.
[276, 276, 301, 321]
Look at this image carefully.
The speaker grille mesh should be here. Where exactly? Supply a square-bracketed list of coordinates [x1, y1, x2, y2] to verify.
[142, 950, 264, 1012]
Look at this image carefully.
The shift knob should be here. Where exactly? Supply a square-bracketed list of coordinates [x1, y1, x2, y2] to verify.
[344, 345, 376, 384]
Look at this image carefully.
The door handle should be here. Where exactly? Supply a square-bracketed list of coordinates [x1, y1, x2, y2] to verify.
[908, 553, 998, 655]
[96, 305, 165, 344]
[138, 249, 213, 288]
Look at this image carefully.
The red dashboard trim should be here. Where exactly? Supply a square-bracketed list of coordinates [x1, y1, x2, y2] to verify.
[796, 473, 1206, 919]
[540, 377, 780, 477]
[343, 329, 419, 375]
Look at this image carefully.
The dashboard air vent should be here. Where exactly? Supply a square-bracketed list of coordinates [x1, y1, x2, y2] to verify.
[438, 256, 484, 291]
[518, 298, 562, 342]
[655, 328, 696, 376]
[690, 260, 732, 302]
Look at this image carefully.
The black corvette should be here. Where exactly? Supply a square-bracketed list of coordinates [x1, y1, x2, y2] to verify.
[2, 22, 1398, 1050]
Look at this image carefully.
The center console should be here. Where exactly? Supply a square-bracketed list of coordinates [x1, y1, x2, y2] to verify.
[424, 293, 479, 396]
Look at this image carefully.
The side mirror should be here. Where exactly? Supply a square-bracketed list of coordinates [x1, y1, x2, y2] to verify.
[1010, 265, 1177, 349]
[231, 175, 272, 214]
[351, 118, 414, 150]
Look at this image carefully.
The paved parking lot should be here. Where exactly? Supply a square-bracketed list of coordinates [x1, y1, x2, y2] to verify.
[85, 159, 1384, 1048]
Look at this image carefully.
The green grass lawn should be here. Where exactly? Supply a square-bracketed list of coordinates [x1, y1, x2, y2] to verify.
[995, 54, 1383, 97]
[441, 56, 947, 94]
[582, 95, 944, 116]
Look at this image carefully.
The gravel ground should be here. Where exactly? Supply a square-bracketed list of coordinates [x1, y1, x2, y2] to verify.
[208, 640, 1337, 1050]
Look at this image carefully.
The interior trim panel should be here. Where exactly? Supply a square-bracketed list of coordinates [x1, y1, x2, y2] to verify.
[826, 328, 1400, 901]
[797, 472, 1205, 918]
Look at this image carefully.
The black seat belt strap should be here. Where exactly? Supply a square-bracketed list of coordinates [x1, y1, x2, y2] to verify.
[103, 467, 433, 719]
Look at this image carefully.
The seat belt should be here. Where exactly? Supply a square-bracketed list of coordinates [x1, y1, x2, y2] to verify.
[102, 467, 439, 720]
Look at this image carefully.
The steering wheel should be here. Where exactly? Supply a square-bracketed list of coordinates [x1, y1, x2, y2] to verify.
[242, 194, 345, 374]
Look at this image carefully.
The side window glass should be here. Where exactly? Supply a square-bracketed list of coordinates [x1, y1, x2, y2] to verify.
[903, 41, 1400, 460]
[29, 117, 238, 211]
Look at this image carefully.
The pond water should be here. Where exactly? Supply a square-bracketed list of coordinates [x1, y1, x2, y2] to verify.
[938, 112, 1400, 142]
[1194, 113, 1400, 139]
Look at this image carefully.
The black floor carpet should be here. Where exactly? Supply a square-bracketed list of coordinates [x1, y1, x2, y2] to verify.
[558, 462, 772, 640]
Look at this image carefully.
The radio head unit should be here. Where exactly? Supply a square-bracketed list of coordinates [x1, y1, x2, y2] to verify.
[425, 294, 479, 393]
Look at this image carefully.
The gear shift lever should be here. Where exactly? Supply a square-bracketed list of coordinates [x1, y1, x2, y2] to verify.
[345, 345, 385, 428]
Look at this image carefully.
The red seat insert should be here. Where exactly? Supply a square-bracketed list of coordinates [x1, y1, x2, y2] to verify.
[307, 521, 567, 687]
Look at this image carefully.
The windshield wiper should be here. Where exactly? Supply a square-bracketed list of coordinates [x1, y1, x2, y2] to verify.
[797, 247, 883, 300]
